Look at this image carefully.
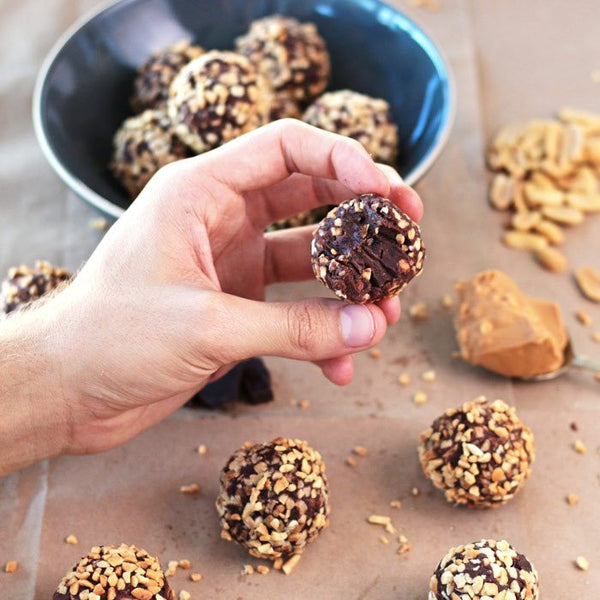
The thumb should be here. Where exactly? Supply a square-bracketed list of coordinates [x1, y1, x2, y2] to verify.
[204, 293, 389, 363]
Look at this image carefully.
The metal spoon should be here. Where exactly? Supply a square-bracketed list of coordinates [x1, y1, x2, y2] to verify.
[520, 337, 600, 382]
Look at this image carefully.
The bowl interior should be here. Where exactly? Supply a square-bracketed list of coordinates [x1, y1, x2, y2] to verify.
[36, 0, 453, 217]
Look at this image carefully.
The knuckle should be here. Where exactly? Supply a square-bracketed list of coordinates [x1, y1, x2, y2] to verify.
[286, 302, 317, 354]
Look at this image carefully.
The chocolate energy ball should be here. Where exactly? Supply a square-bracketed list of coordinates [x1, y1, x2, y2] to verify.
[131, 40, 204, 113]
[216, 437, 330, 573]
[418, 397, 535, 508]
[53, 543, 174, 600]
[311, 194, 425, 303]
[111, 108, 191, 198]
[235, 15, 330, 107]
[1, 261, 70, 315]
[429, 539, 539, 600]
[303, 90, 399, 163]
[168, 50, 270, 154]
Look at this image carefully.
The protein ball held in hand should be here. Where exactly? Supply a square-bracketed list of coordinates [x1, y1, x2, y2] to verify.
[1, 261, 70, 315]
[429, 539, 539, 600]
[131, 40, 204, 113]
[216, 437, 330, 574]
[168, 50, 270, 154]
[311, 194, 425, 303]
[418, 397, 535, 508]
[235, 15, 330, 107]
[53, 543, 174, 600]
[111, 108, 191, 198]
[303, 90, 398, 163]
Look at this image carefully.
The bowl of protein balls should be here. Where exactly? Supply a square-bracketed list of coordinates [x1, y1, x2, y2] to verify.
[33, 0, 454, 220]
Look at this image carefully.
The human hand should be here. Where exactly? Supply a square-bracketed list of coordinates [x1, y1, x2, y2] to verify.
[1, 119, 422, 467]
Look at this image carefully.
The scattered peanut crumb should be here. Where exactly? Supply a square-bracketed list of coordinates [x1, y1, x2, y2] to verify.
[592, 332, 600, 343]
[367, 514, 392, 527]
[180, 483, 201, 495]
[178, 559, 191, 569]
[241, 565, 255, 575]
[573, 440, 588, 454]
[196, 444, 207, 455]
[441, 294, 454, 309]
[64, 534, 78, 545]
[353, 446, 368, 456]
[179, 590, 191, 600]
[596, 372, 600, 382]
[379, 536, 390, 545]
[397, 535, 412, 554]
[385, 522, 397, 535]
[346, 456, 358, 468]
[190, 573, 203, 582]
[421, 369, 436, 382]
[89, 217, 109, 231]
[281, 554, 301, 575]
[256, 565, 270, 575]
[397, 373, 411, 386]
[413, 391, 428, 405]
[411, 487, 421, 497]
[4, 561, 18, 573]
[576, 309, 593, 327]
[566, 493, 580, 505]
[298, 400, 310, 409]
[575, 556, 590, 571]
[369, 348, 382, 359]
[409, 302, 429, 320]
[389, 499, 402, 509]
[366, 514, 396, 534]
[166, 561, 179, 577]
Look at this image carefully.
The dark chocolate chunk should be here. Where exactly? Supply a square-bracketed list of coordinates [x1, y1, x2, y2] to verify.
[187, 358, 273, 409]
[310, 194, 425, 303]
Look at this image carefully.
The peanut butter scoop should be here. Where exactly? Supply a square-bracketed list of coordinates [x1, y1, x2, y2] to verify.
[454, 270, 568, 377]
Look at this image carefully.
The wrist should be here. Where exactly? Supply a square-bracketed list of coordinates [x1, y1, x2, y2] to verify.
[0, 302, 72, 476]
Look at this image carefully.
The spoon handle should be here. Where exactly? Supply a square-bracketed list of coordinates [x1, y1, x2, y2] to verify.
[571, 354, 600, 374]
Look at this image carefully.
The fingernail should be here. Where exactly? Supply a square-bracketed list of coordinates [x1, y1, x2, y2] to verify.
[340, 305, 375, 347]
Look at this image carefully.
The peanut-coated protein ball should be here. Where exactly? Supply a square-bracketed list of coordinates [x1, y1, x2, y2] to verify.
[168, 50, 270, 154]
[216, 437, 330, 574]
[311, 194, 425, 303]
[429, 539, 539, 600]
[235, 15, 330, 108]
[130, 40, 204, 113]
[110, 108, 191, 198]
[53, 543, 174, 600]
[1, 261, 70, 315]
[303, 89, 398, 163]
[418, 397, 535, 508]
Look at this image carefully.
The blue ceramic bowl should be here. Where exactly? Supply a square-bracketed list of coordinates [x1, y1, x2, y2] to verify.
[34, 0, 455, 219]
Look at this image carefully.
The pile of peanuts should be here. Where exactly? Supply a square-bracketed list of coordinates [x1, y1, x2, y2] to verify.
[487, 107, 600, 273]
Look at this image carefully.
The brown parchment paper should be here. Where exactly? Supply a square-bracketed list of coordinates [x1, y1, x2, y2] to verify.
[1, 0, 599, 598]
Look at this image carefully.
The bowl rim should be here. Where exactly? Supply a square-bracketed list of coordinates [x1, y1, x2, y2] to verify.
[32, 0, 456, 220]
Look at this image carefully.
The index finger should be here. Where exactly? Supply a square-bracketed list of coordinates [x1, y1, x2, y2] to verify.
[193, 119, 391, 196]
